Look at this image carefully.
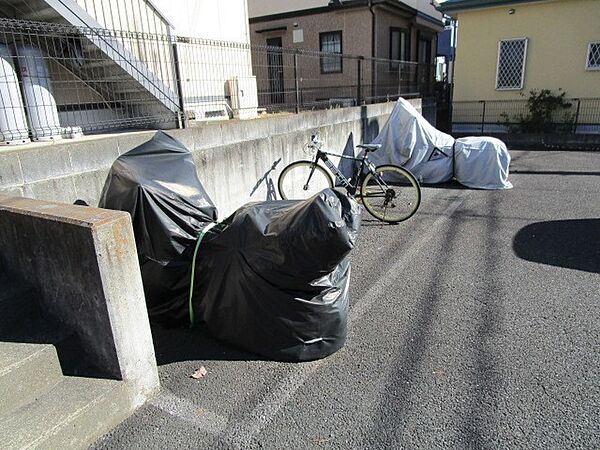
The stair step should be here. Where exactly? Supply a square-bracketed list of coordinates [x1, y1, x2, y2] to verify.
[79, 59, 125, 75]
[0, 342, 63, 416]
[0, 377, 132, 450]
[97, 74, 134, 83]
[113, 86, 149, 95]
[20, 6, 59, 22]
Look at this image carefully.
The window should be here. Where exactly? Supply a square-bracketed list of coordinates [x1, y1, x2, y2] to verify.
[496, 38, 528, 90]
[320, 31, 342, 73]
[418, 38, 432, 64]
[390, 28, 409, 70]
[586, 42, 600, 70]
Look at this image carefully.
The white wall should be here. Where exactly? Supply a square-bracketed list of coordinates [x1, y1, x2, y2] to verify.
[154, 0, 251, 43]
[68, 0, 256, 121]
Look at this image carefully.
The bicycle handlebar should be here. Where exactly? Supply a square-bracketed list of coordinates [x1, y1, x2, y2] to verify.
[309, 134, 323, 150]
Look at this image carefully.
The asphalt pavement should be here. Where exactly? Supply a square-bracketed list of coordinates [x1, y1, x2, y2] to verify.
[92, 149, 599, 449]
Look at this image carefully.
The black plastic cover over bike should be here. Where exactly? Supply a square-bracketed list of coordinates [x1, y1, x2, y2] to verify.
[99, 131, 361, 361]
[192, 189, 361, 361]
[99, 131, 217, 325]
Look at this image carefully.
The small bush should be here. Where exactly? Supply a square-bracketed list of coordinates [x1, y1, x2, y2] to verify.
[502, 89, 574, 133]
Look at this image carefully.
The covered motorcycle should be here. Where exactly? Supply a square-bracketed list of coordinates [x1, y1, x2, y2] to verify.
[99, 131, 217, 325]
[100, 131, 360, 361]
[190, 189, 360, 361]
[369, 98, 512, 189]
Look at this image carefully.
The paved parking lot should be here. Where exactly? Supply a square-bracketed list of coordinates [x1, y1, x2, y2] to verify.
[93, 150, 599, 449]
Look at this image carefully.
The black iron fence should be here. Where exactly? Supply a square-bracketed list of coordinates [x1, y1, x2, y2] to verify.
[0, 17, 436, 144]
[249, 45, 435, 113]
[452, 98, 600, 134]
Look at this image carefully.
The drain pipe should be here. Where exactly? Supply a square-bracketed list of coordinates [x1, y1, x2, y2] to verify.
[368, 0, 376, 102]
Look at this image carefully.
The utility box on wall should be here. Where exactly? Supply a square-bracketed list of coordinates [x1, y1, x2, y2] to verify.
[228, 76, 258, 120]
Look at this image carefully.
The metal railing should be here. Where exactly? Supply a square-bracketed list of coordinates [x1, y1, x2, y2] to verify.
[249, 46, 435, 113]
[452, 98, 600, 134]
[73, 0, 174, 35]
[0, 17, 436, 144]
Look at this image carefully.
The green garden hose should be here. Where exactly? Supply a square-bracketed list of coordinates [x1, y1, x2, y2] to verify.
[188, 221, 218, 327]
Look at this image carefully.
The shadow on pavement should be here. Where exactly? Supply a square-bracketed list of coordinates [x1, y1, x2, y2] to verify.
[362, 194, 504, 447]
[511, 170, 600, 176]
[418, 180, 470, 190]
[151, 324, 269, 365]
[513, 219, 600, 274]
[358, 216, 401, 228]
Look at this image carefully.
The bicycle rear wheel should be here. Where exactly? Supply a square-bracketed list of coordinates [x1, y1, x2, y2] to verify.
[360, 165, 421, 223]
[278, 160, 334, 200]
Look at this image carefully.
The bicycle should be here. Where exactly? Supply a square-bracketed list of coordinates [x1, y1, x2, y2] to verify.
[278, 134, 421, 223]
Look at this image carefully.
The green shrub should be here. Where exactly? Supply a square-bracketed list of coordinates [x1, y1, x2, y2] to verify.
[502, 89, 574, 133]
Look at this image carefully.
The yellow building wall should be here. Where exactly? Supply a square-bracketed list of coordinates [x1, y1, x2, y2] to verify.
[453, 0, 600, 102]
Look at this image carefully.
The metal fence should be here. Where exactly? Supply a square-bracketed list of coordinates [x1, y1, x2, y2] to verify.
[0, 17, 436, 144]
[249, 45, 435, 113]
[452, 98, 600, 134]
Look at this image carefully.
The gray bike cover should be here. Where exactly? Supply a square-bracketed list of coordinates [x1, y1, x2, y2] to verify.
[368, 98, 512, 189]
[99, 131, 360, 361]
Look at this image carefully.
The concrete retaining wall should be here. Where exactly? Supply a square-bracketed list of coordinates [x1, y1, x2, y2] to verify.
[0, 196, 159, 406]
[0, 100, 415, 217]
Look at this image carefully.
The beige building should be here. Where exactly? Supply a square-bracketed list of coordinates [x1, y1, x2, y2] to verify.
[247, 0, 444, 107]
[436, 0, 600, 130]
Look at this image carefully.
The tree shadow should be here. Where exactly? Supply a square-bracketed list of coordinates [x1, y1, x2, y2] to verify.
[360, 210, 463, 446]
[361, 195, 504, 447]
[513, 219, 600, 273]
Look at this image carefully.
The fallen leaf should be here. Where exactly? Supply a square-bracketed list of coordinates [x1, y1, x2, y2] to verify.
[190, 366, 208, 379]
[433, 368, 447, 381]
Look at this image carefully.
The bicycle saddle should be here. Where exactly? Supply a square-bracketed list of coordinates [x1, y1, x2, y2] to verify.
[356, 143, 382, 152]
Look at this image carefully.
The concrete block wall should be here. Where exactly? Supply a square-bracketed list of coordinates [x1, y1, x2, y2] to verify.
[0, 196, 159, 406]
[0, 99, 420, 218]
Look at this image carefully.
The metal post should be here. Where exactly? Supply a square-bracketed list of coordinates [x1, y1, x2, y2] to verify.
[357, 57, 363, 105]
[480, 100, 486, 134]
[573, 98, 581, 134]
[448, 18, 458, 134]
[293, 51, 300, 114]
[172, 40, 186, 129]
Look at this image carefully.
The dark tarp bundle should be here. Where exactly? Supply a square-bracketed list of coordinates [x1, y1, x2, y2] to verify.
[192, 189, 361, 361]
[99, 131, 361, 361]
[99, 131, 217, 325]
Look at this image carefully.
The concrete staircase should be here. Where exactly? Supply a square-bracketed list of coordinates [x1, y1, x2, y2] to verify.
[1, 0, 180, 116]
[0, 275, 134, 449]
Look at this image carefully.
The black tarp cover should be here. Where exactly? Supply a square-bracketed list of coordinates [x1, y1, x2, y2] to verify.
[100, 131, 361, 361]
[99, 131, 217, 324]
[192, 190, 360, 361]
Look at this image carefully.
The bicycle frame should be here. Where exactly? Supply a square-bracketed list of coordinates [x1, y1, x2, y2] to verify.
[308, 148, 389, 197]
[281, 135, 422, 223]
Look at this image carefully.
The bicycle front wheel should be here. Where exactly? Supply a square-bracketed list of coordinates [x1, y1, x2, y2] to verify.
[360, 165, 421, 223]
[278, 160, 334, 200]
